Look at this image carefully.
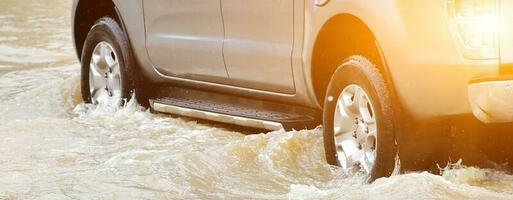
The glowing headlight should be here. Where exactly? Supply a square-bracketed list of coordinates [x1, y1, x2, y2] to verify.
[447, 0, 499, 59]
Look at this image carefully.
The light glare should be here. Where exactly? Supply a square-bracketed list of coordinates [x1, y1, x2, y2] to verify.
[447, 0, 499, 59]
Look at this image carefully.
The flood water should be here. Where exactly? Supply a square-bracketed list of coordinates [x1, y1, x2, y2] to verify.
[1, 0, 513, 199]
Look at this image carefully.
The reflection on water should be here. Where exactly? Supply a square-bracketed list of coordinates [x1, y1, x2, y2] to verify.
[1, 0, 513, 199]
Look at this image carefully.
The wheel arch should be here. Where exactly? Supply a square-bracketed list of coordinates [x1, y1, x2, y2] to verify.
[311, 14, 395, 108]
[73, 0, 125, 61]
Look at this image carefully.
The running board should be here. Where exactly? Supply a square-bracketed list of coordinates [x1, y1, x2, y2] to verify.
[148, 86, 321, 131]
[152, 102, 284, 130]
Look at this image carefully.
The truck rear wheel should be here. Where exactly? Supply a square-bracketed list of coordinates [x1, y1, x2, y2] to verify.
[80, 17, 150, 107]
[323, 56, 397, 182]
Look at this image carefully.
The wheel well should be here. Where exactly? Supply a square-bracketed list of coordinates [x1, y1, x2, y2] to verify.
[74, 0, 120, 60]
[311, 14, 390, 106]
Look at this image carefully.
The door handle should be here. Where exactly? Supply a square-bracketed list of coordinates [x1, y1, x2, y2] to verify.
[314, 0, 330, 7]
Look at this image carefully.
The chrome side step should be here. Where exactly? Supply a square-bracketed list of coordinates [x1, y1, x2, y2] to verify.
[149, 87, 320, 131]
[151, 101, 285, 130]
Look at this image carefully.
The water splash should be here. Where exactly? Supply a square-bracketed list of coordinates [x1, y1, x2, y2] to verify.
[2, 66, 513, 199]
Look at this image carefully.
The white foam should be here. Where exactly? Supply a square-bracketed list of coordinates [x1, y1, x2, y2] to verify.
[1, 63, 513, 199]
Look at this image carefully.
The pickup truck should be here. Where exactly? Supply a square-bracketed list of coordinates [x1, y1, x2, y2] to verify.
[72, 0, 513, 181]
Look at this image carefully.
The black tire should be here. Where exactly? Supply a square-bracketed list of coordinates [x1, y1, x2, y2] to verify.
[323, 55, 397, 182]
[80, 17, 150, 107]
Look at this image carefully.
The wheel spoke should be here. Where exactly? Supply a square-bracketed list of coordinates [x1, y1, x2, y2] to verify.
[349, 149, 364, 169]
[91, 88, 109, 104]
[334, 100, 355, 135]
[341, 87, 366, 117]
[92, 53, 101, 65]
[89, 63, 106, 93]
[359, 96, 376, 124]
[90, 58, 108, 75]
[336, 137, 361, 169]
[100, 42, 108, 59]
[359, 156, 371, 173]
[340, 93, 357, 118]
[107, 74, 121, 96]
[110, 62, 120, 75]
[367, 125, 377, 137]
[353, 87, 365, 107]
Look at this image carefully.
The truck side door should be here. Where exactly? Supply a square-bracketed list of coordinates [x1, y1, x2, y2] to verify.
[143, 0, 229, 83]
[221, 0, 296, 93]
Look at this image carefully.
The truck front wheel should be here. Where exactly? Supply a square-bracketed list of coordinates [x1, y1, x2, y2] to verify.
[323, 56, 398, 182]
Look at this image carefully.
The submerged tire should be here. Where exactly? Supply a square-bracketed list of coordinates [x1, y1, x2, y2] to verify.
[80, 17, 149, 107]
[323, 55, 397, 182]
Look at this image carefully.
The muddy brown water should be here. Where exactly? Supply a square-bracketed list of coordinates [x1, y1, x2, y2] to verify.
[1, 0, 513, 199]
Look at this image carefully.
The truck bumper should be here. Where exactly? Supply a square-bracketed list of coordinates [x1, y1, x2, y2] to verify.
[468, 78, 513, 123]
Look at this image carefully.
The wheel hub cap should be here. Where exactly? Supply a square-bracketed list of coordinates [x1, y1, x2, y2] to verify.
[89, 41, 122, 106]
[333, 84, 377, 173]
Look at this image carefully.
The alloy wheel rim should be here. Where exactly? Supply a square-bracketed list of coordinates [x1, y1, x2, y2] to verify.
[333, 84, 378, 173]
[89, 41, 122, 105]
